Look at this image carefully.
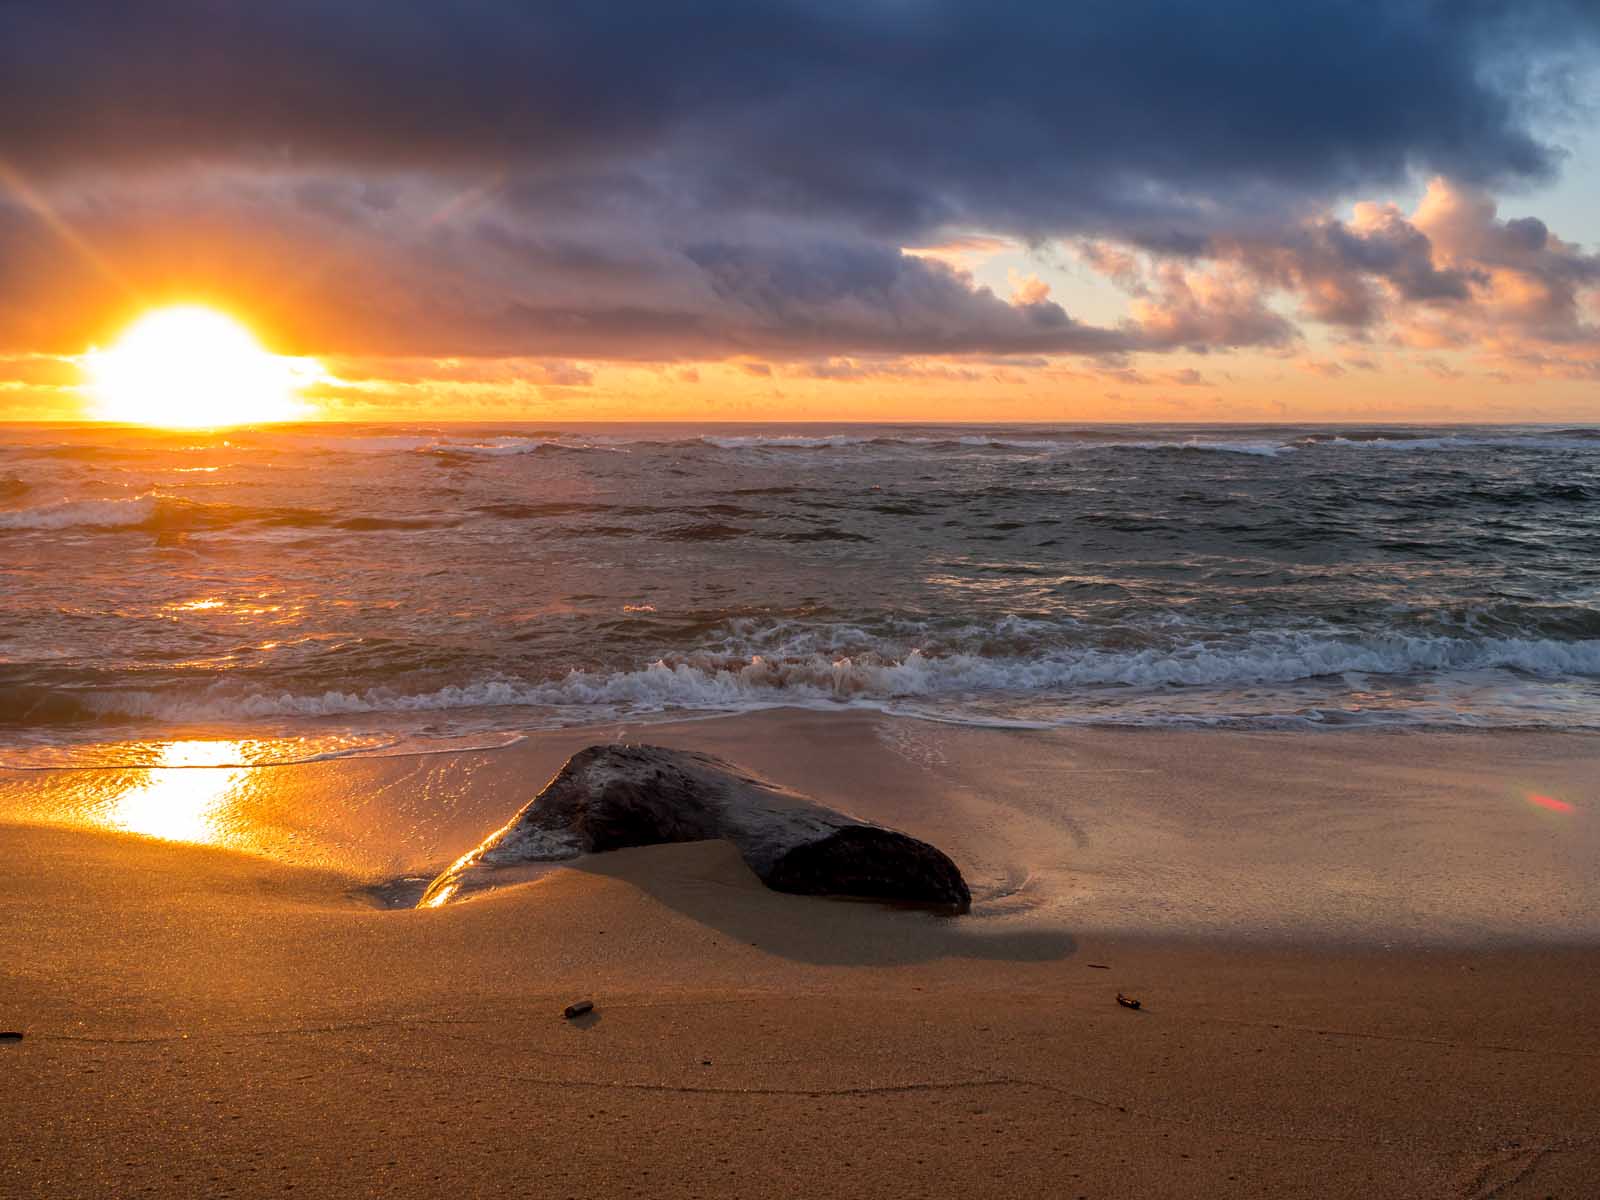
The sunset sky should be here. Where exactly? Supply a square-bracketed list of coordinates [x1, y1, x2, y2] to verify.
[2, 2, 1599, 423]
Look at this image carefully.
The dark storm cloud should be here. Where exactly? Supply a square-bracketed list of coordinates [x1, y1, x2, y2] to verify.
[0, 176, 1142, 357]
[677, 240, 1127, 356]
[1, 1, 1598, 362]
[4, 0, 1597, 240]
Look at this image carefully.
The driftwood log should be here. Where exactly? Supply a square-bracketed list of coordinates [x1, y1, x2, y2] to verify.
[419, 744, 970, 912]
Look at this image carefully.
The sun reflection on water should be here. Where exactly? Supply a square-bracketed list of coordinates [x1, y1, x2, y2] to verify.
[99, 740, 249, 844]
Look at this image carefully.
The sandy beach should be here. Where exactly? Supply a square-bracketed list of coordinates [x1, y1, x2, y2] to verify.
[3, 711, 1598, 1198]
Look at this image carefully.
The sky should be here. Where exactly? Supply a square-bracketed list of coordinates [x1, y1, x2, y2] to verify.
[2, 1, 1599, 423]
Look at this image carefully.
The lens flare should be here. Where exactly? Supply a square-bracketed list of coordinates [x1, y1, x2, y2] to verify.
[1527, 793, 1575, 814]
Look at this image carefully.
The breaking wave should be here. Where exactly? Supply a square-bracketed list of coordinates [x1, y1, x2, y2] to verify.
[1294, 432, 1600, 453]
[0, 493, 456, 533]
[13, 631, 1599, 729]
[0, 495, 162, 530]
[697, 432, 1290, 455]
[147, 427, 1600, 462]
[423, 437, 628, 458]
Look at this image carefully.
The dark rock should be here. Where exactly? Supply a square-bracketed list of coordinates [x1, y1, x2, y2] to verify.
[420, 744, 970, 912]
[563, 1000, 595, 1020]
[0, 1031, 22, 1042]
[1116, 993, 1142, 1010]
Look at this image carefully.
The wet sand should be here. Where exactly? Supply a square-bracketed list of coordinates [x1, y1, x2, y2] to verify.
[2, 711, 1598, 1197]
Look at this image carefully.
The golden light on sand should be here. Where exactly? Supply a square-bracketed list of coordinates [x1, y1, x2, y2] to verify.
[85, 306, 318, 427]
[100, 740, 248, 844]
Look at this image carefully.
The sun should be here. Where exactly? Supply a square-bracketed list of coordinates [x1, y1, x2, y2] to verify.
[85, 306, 319, 427]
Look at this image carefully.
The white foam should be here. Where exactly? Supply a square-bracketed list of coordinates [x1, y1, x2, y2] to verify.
[1308, 434, 1599, 453]
[0, 494, 158, 530]
[1116, 439, 1289, 457]
[698, 434, 880, 449]
[228, 429, 1600, 460]
[697, 433, 1291, 455]
[434, 437, 628, 456]
[72, 632, 1600, 727]
[955, 436, 1069, 450]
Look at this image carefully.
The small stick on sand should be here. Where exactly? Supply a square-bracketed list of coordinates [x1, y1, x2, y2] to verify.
[1115, 993, 1142, 1010]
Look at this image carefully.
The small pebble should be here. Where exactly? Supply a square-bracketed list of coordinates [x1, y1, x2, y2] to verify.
[563, 1000, 595, 1020]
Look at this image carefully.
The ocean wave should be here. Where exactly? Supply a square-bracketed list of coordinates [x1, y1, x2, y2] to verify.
[0, 493, 455, 534]
[694, 432, 1292, 456]
[0, 494, 161, 530]
[955, 436, 1065, 450]
[697, 434, 882, 450]
[1298, 433, 1600, 453]
[426, 437, 627, 457]
[337, 430, 587, 454]
[1115, 439, 1288, 457]
[295, 434, 444, 454]
[420, 429, 1598, 459]
[16, 631, 1598, 727]
[69, 427, 1586, 463]
[254, 431, 626, 458]
[573, 428, 1600, 459]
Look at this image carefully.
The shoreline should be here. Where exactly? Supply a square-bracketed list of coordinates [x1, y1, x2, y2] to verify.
[2, 708, 1596, 944]
[11, 702, 1600, 768]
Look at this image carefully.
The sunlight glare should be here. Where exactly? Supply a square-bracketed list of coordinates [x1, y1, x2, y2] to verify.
[100, 740, 248, 844]
[86, 306, 318, 427]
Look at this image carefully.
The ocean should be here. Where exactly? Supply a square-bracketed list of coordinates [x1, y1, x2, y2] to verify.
[2, 422, 1598, 767]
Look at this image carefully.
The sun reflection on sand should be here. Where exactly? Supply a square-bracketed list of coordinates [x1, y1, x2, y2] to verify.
[99, 741, 249, 844]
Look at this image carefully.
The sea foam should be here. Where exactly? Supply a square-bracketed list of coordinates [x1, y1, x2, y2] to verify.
[47, 631, 1600, 728]
[0, 495, 160, 530]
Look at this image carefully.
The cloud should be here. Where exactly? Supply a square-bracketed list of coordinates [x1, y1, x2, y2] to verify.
[0, 4, 1597, 368]
[792, 357, 990, 383]
[903, 235, 1020, 270]
[0, 172, 1149, 358]
[0, 354, 79, 387]
[1007, 270, 1052, 306]
[1082, 178, 1600, 377]
[679, 238, 1129, 356]
[1124, 262, 1298, 351]
[6, 3, 1594, 235]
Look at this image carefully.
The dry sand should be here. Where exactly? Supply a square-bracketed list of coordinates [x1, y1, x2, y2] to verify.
[2, 710, 1597, 1198]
